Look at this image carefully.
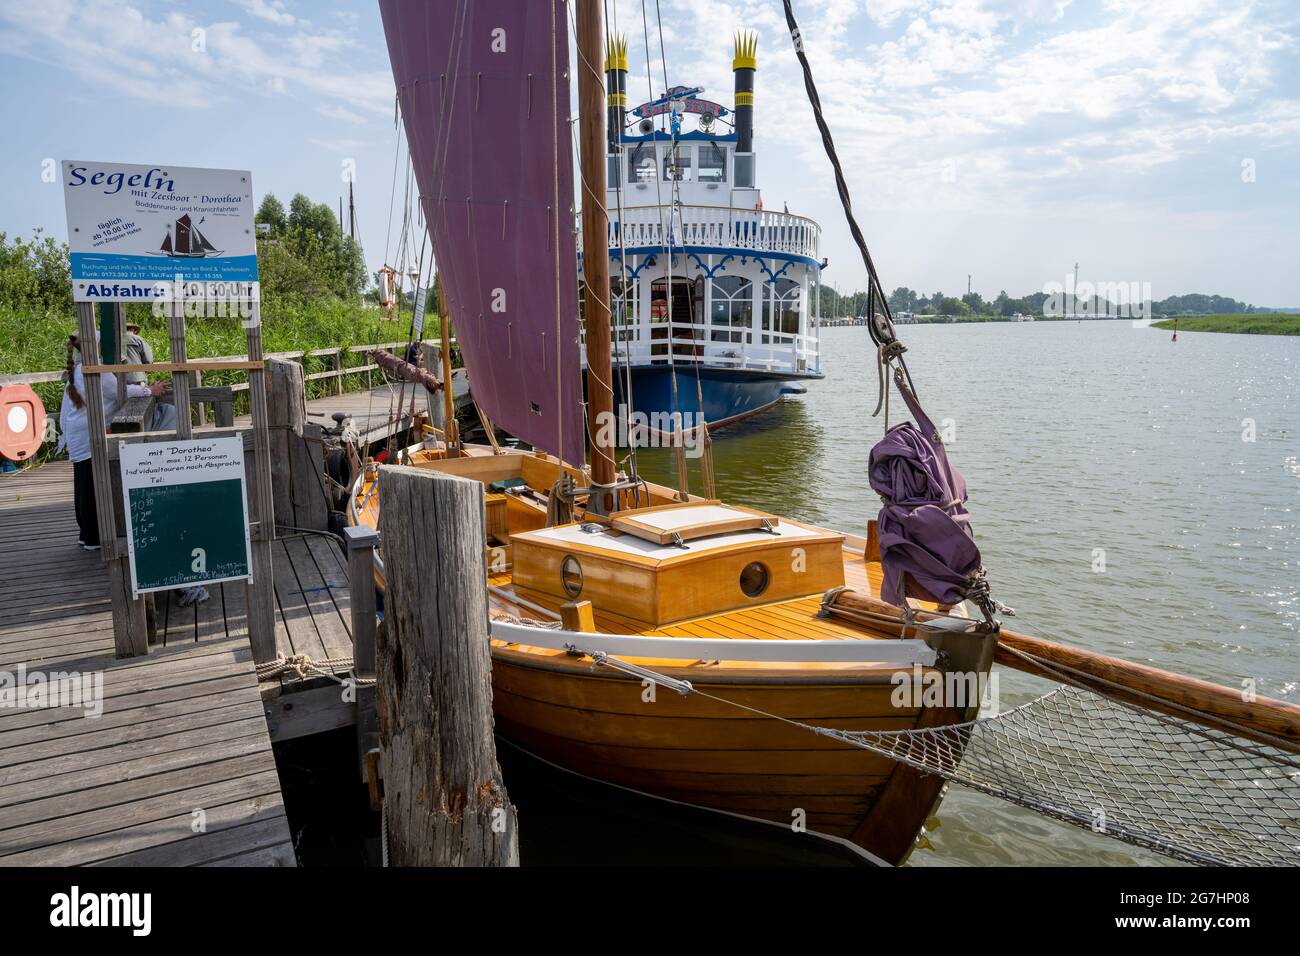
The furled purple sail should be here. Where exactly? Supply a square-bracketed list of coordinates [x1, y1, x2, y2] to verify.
[380, 0, 584, 466]
[868, 380, 982, 608]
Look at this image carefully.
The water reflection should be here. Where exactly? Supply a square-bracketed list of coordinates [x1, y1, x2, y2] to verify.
[625, 391, 836, 523]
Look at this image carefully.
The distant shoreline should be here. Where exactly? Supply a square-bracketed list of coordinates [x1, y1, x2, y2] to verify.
[1152, 314, 1300, 336]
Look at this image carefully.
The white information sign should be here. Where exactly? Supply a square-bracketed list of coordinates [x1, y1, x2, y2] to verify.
[62, 160, 259, 303]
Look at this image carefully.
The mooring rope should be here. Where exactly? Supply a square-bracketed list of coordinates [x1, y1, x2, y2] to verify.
[255, 654, 375, 687]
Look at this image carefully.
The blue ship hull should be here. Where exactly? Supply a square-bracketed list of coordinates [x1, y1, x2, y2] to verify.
[610, 364, 822, 430]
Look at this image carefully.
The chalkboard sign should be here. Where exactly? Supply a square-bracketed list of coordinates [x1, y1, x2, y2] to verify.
[119, 437, 253, 596]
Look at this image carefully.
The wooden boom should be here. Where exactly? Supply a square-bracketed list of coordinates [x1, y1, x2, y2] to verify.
[823, 589, 1300, 755]
[370, 348, 443, 392]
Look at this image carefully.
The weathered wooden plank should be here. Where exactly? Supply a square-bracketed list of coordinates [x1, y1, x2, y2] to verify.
[0, 712, 271, 794]
[284, 535, 351, 665]
[0, 752, 275, 832]
[0, 674, 259, 751]
[202, 841, 297, 867]
[264, 681, 354, 742]
[270, 538, 327, 665]
[9, 795, 287, 866]
[93, 812, 293, 868]
[0, 698, 261, 769]
[303, 535, 353, 639]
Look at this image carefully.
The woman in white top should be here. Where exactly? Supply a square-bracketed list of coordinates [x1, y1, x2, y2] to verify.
[59, 335, 166, 550]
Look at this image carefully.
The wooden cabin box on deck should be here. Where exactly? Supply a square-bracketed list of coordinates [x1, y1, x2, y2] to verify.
[510, 504, 846, 626]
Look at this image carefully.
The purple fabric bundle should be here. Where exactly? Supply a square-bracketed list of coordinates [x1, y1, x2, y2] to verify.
[868, 381, 982, 607]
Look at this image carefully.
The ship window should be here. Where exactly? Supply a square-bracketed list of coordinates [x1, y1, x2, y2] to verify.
[762, 278, 802, 343]
[734, 153, 756, 188]
[607, 154, 620, 188]
[698, 143, 727, 183]
[739, 562, 769, 598]
[709, 275, 752, 343]
[561, 555, 583, 598]
[610, 276, 637, 339]
[663, 146, 692, 182]
[629, 143, 656, 182]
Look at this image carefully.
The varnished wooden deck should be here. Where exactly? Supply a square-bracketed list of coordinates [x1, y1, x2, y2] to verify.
[0, 461, 306, 865]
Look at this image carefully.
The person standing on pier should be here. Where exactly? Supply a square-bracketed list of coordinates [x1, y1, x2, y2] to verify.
[122, 321, 154, 386]
[59, 334, 165, 551]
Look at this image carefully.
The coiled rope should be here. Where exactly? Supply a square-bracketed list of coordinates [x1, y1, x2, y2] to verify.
[255, 654, 375, 687]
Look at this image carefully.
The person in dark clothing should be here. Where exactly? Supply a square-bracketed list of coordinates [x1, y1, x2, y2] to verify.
[58, 335, 164, 549]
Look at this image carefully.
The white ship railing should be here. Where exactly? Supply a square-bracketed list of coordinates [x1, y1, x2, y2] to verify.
[584, 326, 820, 376]
[581, 204, 821, 262]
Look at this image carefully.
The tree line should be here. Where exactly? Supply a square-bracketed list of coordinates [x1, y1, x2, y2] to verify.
[817, 286, 1269, 320]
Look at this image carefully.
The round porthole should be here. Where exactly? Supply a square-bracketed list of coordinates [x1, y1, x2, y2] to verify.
[561, 555, 583, 597]
[739, 561, 769, 598]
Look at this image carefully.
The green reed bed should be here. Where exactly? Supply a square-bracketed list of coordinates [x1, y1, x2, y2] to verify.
[1152, 314, 1300, 336]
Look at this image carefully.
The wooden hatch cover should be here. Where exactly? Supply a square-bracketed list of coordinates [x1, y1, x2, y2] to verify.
[608, 500, 779, 547]
[0, 384, 46, 462]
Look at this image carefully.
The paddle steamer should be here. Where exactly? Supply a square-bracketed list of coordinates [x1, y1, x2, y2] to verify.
[592, 36, 825, 430]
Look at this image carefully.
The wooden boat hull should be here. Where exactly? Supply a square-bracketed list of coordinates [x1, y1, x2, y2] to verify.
[489, 644, 966, 865]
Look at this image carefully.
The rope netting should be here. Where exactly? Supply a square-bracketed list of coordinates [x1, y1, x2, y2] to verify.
[815, 685, 1300, 867]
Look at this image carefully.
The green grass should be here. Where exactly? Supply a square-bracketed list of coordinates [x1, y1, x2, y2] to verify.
[1152, 314, 1300, 336]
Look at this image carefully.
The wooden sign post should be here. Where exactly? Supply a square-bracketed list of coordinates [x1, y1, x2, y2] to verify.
[64, 161, 276, 661]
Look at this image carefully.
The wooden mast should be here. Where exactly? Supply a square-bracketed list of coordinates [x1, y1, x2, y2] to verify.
[576, 0, 616, 503]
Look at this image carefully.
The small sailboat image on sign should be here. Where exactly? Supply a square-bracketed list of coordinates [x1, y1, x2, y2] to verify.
[158, 214, 222, 258]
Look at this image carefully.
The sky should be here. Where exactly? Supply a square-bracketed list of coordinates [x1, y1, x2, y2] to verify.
[1, 0, 1298, 307]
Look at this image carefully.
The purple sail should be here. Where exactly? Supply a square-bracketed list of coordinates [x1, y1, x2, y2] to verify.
[868, 381, 982, 608]
[380, 0, 585, 467]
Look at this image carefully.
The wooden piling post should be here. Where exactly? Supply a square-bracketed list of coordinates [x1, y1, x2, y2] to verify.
[243, 301, 278, 663]
[266, 356, 328, 532]
[76, 302, 149, 658]
[344, 524, 380, 771]
[375, 465, 518, 866]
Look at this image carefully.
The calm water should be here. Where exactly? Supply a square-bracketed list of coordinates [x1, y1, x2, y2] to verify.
[623, 320, 1300, 866]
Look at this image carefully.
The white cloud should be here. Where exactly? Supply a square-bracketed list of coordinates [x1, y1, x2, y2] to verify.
[234, 0, 295, 27]
[0, 0, 391, 117]
[318, 102, 367, 125]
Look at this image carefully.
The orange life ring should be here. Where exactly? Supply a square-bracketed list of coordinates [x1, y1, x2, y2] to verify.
[0, 384, 47, 462]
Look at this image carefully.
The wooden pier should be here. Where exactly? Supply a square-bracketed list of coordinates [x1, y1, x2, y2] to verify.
[0, 331, 459, 868]
[0, 459, 361, 866]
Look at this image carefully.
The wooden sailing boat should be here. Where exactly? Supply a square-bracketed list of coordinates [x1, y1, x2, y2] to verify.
[366, 0, 1300, 866]
[365, 0, 991, 865]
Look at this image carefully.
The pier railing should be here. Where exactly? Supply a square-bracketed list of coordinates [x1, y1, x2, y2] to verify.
[3, 339, 443, 420]
[584, 204, 822, 262]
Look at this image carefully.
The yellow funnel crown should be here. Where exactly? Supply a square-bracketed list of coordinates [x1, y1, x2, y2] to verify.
[605, 34, 628, 72]
[733, 32, 758, 71]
